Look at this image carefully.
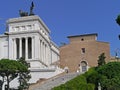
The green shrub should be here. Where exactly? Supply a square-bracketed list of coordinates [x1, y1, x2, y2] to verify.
[52, 74, 95, 90]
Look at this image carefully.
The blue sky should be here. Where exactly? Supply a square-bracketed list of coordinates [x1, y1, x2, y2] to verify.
[0, 0, 120, 56]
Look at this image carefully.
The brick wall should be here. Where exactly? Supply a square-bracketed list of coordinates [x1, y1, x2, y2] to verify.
[60, 34, 110, 72]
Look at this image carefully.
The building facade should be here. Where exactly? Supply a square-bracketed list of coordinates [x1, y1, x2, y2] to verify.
[60, 33, 110, 72]
[0, 15, 63, 89]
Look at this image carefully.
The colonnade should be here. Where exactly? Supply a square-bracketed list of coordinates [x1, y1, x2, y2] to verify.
[11, 37, 50, 65]
[39, 40, 50, 65]
[12, 37, 35, 60]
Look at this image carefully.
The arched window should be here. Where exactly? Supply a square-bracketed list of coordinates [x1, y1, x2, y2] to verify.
[81, 61, 87, 72]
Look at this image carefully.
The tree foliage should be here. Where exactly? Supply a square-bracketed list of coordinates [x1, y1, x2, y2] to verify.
[85, 62, 120, 90]
[0, 58, 31, 90]
[96, 62, 120, 90]
[98, 53, 106, 66]
[0, 59, 28, 89]
[52, 75, 95, 90]
[116, 15, 120, 26]
[18, 57, 31, 90]
[52, 62, 120, 90]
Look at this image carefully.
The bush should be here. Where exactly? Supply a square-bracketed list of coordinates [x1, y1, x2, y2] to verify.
[96, 62, 120, 90]
[52, 74, 95, 90]
[53, 62, 120, 90]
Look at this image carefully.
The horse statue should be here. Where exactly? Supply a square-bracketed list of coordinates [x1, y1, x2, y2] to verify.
[19, 2, 35, 17]
[19, 10, 28, 17]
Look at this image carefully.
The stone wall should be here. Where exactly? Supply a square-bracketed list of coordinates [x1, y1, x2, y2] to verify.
[60, 34, 110, 72]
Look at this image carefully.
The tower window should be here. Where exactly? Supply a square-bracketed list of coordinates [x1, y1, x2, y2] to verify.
[81, 48, 85, 54]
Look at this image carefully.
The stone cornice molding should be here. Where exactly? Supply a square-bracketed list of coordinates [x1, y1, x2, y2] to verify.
[0, 34, 8, 38]
[7, 15, 50, 34]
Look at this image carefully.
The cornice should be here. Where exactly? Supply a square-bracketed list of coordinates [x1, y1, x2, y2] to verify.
[7, 15, 50, 34]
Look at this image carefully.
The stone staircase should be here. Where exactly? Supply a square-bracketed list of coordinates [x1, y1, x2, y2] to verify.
[29, 72, 81, 90]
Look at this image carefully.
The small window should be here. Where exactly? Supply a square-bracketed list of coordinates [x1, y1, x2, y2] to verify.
[81, 48, 85, 54]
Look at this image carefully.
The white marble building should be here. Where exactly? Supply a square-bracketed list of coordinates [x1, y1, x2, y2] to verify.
[0, 15, 63, 89]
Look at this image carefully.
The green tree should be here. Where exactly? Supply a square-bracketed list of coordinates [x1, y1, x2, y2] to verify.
[98, 53, 106, 66]
[0, 59, 28, 90]
[52, 75, 95, 90]
[84, 67, 99, 90]
[97, 62, 120, 90]
[18, 57, 31, 90]
[116, 15, 120, 39]
[116, 15, 120, 26]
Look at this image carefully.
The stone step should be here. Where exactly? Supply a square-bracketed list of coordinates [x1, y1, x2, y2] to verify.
[30, 72, 81, 90]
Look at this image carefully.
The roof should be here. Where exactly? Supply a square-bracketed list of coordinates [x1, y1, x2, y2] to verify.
[67, 33, 98, 38]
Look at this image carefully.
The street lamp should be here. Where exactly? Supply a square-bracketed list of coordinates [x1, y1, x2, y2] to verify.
[115, 52, 119, 61]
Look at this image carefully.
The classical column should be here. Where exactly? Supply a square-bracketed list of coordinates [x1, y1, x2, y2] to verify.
[32, 37, 35, 59]
[46, 45, 48, 65]
[19, 38, 22, 58]
[45, 44, 47, 63]
[44, 43, 46, 63]
[42, 42, 44, 62]
[13, 38, 16, 59]
[38, 39, 40, 59]
[40, 40, 42, 60]
[25, 37, 28, 60]
[41, 40, 43, 62]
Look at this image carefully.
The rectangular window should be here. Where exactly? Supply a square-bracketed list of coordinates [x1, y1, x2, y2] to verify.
[81, 48, 85, 54]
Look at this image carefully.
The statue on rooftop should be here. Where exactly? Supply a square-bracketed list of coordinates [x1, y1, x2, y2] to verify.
[19, 10, 28, 17]
[19, 1, 35, 17]
[29, 1, 35, 16]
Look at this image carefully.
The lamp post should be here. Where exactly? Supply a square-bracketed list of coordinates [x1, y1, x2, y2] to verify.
[115, 48, 120, 61]
[115, 52, 119, 61]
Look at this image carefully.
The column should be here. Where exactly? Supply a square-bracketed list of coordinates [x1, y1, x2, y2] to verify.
[19, 38, 22, 58]
[43, 42, 44, 62]
[46, 45, 48, 65]
[12, 39, 14, 59]
[32, 37, 35, 59]
[41, 40, 43, 62]
[25, 37, 28, 60]
[38, 39, 40, 59]
[44, 43, 46, 63]
[13, 38, 16, 59]
[40, 40, 42, 60]
[45, 44, 47, 64]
